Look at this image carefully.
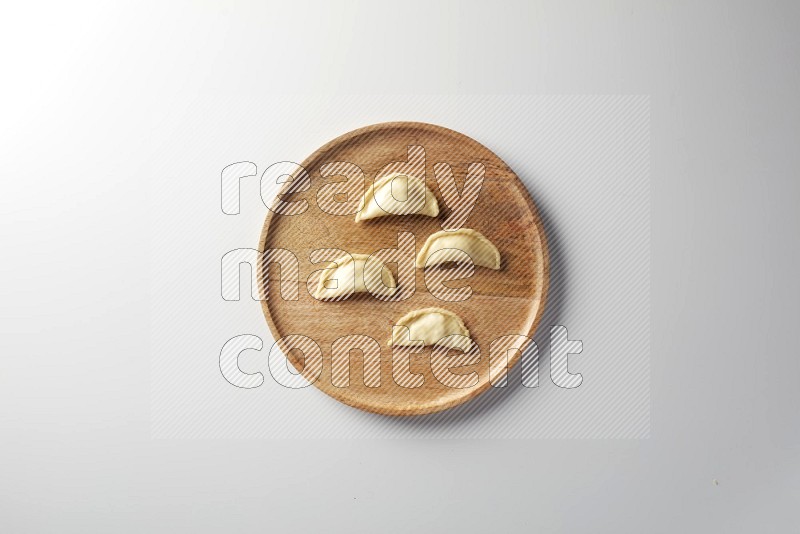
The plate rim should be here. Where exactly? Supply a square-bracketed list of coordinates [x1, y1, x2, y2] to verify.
[257, 121, 550, 416]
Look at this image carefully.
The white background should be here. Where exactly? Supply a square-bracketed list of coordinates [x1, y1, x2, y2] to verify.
[1, 1, 798, 532]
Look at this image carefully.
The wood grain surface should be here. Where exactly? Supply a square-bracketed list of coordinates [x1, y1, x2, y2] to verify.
[258, 122, 548, 415]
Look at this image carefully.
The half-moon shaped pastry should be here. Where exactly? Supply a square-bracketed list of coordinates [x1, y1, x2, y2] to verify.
[389, 307, 472, 351]
[415, 228, 501, 269]
[355, 173, 439, 222]
[314, 253, 397, 300]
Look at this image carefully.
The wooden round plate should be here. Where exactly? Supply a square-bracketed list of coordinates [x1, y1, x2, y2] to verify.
[258, 122, 548, 416]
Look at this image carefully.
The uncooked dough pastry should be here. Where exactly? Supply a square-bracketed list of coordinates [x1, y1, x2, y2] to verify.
[389, 307, 472, 351]
[415, 228, 501, 269]
[355, 173, 439, 222]
[314, 253, 397, 300]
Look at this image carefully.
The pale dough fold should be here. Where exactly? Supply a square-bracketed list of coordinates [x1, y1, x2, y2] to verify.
[389, 307, 472, 352]
[355, 173, 439, 222]
[314, 253, 397, 300]
[416, 228, 501, 270]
